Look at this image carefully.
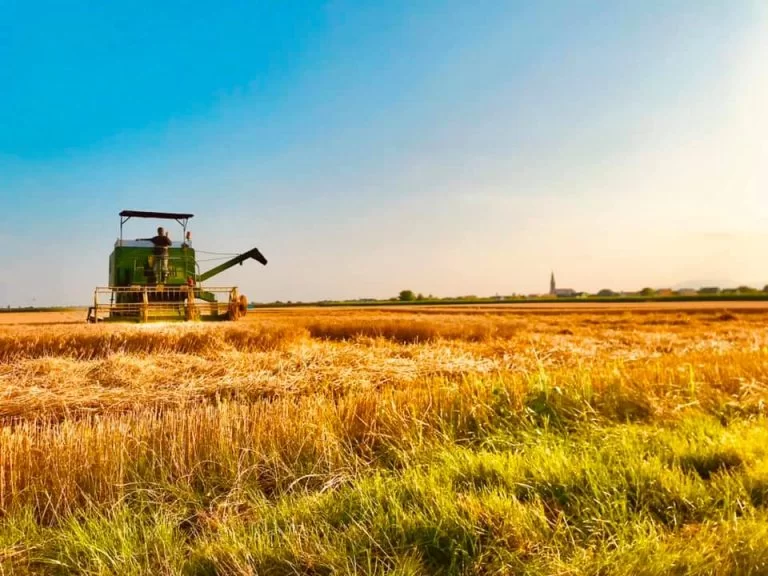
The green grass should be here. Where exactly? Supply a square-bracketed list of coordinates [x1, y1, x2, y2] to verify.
[2, 408, 767, 574]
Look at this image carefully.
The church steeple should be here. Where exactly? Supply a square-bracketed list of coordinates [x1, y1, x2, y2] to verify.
[550, 271, 556, 296]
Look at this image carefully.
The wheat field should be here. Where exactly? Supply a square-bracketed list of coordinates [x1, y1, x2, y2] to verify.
[0, 305, 767, 575]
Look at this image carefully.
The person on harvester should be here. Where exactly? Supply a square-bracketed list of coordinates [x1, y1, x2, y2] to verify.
[148, 226, 172, 281]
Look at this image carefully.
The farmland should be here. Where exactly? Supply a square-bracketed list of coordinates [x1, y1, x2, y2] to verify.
[1, 305, 767, 575]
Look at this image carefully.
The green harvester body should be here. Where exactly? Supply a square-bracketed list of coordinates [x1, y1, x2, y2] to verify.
[109, 244, 196, 287]
[88, 210, 267, 322]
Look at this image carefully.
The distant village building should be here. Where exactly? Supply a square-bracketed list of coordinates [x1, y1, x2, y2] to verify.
[549, 272, 578, 297]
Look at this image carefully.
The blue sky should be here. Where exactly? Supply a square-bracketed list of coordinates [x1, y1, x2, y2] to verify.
[1, 0, 767, 305]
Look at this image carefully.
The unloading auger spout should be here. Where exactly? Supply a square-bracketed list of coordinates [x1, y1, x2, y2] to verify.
[197, 247, 268, 283]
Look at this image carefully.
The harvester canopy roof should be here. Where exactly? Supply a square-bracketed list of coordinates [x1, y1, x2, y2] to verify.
[119, 210, 194, 220]
[119, 210, 194, 243]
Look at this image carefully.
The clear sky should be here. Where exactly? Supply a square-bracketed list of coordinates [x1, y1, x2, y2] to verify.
[1, 0, 766, 305]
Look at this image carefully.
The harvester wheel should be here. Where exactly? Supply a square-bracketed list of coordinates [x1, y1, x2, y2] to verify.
[239, 295, 248, 316]
[226, 290, 240, 321]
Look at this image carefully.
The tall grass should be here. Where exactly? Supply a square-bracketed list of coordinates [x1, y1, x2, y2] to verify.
[2, 418, 767, 574]
[1, 358, 765, 515]
[0, 309, 767, 574]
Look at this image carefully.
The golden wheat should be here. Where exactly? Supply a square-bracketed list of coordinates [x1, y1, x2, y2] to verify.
[0, 306, 766, 574]
[0, 309, 764, 500]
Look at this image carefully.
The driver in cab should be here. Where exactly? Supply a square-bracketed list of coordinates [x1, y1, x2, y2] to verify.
[146, 226, 172, 281]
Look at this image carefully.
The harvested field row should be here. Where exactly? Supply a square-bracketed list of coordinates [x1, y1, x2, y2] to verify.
[0, 344, 766, 422]
[0, 322, 304, 361]
[0, 309, 766, 421]
[0, 309, 762, 360]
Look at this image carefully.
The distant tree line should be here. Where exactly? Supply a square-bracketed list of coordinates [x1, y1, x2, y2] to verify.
[248, 285, 768, 308]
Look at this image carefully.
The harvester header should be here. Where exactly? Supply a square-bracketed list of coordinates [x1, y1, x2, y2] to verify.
[87, 210, 267, 323]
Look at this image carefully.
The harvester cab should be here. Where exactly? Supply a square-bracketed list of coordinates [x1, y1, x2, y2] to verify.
[87, 210, 267, 323]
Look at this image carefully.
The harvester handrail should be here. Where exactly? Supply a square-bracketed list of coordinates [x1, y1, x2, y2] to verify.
[128, 255, 200, 285]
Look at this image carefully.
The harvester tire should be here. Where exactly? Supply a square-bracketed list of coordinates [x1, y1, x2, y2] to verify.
[239, 295, 248, 316]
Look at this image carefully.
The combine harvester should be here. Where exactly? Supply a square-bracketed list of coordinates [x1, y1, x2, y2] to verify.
[87, 210, 267, 322]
